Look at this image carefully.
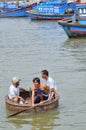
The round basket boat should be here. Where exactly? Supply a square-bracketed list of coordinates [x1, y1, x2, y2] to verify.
[5, 91, 59, 114]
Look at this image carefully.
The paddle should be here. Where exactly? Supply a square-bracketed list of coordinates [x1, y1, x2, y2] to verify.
[7, 99, 51, 118]
[7, 108, 29, 118]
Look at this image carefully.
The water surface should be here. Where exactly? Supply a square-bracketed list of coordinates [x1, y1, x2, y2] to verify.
[0, 18, 86, 130]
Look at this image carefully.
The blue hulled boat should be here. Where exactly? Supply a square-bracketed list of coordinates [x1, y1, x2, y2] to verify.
[58, 3, 86, 38]
[0, 2, 36, 17]
[27, 0, 77, 20]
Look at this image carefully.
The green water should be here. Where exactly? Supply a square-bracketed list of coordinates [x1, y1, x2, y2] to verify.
[0, 18, 86, 130]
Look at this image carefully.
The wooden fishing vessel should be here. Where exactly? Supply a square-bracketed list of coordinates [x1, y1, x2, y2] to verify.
[27, 0, 77, 20]
[58, 3, 86, 38]
[0, 2, 37, 17]
[27, 10, 74, 20]
[5, 91, 59, 114]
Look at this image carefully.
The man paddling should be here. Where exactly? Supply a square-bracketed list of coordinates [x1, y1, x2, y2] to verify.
[8, 76, 27, 104]
[41, 70, 59, 99]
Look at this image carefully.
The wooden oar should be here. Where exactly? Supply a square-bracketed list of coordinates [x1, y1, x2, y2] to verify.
[7, 99, 51, 118]
[7, 108, 29, 118]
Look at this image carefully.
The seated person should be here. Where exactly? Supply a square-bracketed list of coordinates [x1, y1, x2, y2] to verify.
[8, 76, 27, 104]
[32, 77, 50, 107]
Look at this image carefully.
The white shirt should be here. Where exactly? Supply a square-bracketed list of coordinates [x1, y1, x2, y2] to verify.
[46, 77, 57, 90]
[8, 84, 20, 100]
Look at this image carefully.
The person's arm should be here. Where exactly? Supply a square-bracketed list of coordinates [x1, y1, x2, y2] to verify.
[53, 88, 58, 98]
[51, 88, 59, 99]
[9, 87, 23, 101]
[49, 79, 58, 98]
[32, 87, 35, 107]
[9, 87, 16, 99]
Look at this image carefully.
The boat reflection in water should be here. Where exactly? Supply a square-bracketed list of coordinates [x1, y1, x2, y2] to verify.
[7, 109, 60, 130]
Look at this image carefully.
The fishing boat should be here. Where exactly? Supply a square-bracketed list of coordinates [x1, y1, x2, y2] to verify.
[0, 1, 37, 17]
[5, 90, 59, 114]
[0, 8, 28, 17]
[26, 0, 77, 20]
[58, 3, 86, 38]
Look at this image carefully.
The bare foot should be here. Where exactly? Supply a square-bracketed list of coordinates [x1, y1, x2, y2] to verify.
[25, 100, 29, 104]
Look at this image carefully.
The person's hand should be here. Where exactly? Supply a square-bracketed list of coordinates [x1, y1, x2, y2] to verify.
[51, 97, 54, 100]
[32, 103, 35, 107]
[55, 94, 60, 99]
[19, 96, 24, 101]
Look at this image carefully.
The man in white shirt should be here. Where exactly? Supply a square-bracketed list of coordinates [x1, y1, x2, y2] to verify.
[41, 70, 59, 99]
[8, 76, 25, 103]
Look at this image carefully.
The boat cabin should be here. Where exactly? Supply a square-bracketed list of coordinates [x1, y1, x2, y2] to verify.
[78, 4, 86, 15]
[5, 3, 18, 10]
[37, 0, 76, 15]
[76, 4, 86, 24]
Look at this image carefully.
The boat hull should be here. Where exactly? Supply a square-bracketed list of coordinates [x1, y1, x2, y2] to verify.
[5, 91, 59, 114]
[58, 19, 86, 38]
[0, 3, 37, 18]
[28, 11, 73, 20]
[0, 10, 28, 18]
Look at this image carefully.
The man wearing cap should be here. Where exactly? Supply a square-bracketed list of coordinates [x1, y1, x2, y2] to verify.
[8, 76, 25, 103]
